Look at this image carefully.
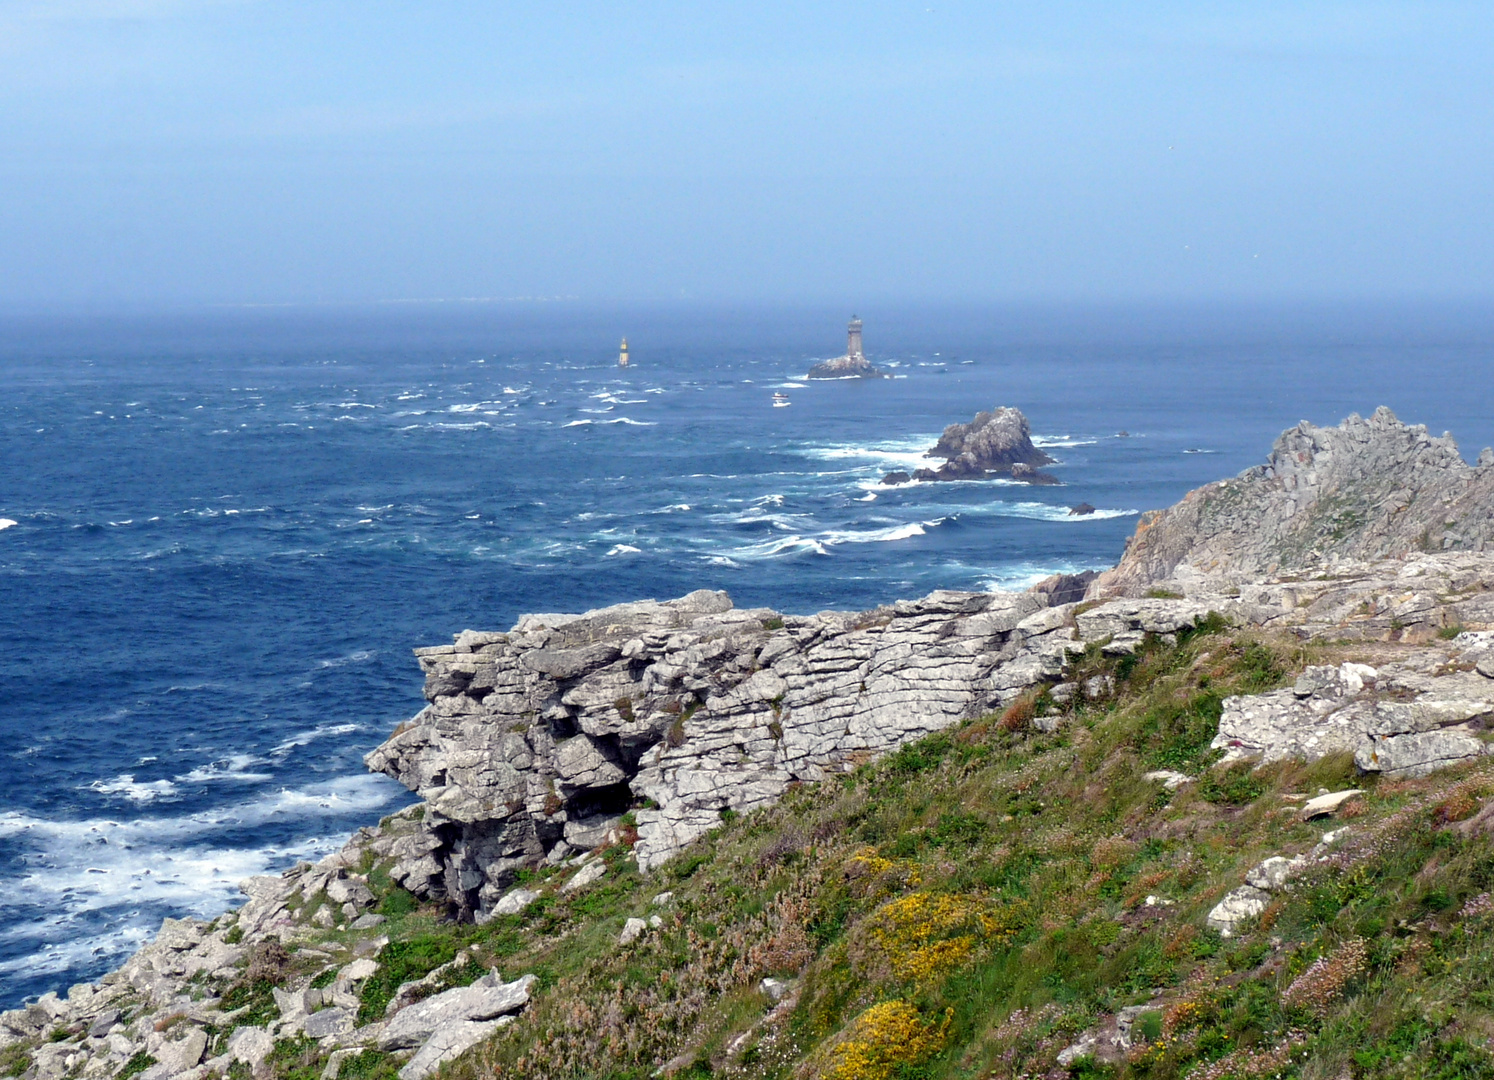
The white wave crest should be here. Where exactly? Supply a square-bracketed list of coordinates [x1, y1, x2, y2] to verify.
[0, 775, 408, 983]
[728, 535, 830, 559]
[318, 650, 375, 669]
[268, 723, 361, 756]
[85, 775, 178, 804]
[976, 561, 1108, 593]
[605, 544, 642, 556]
[177, 755, 273, 784]
[823, 519, 944, 545]
[987, 502, 1138, 523]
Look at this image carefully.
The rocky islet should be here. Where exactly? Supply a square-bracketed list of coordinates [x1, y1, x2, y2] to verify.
[881, 405, 1059, 485]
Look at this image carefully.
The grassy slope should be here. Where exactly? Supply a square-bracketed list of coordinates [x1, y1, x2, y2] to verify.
[234, 620, 1494, 1080]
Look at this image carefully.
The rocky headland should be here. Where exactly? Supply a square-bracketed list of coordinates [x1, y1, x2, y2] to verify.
[1088, 406, 1494, 598]
[881, 405, 1058, 485]
[18, 408, 1494, 1080]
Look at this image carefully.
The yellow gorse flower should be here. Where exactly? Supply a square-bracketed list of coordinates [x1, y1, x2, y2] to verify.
[866, 891, 1023, 983]
[821, 1000, 952, 1080]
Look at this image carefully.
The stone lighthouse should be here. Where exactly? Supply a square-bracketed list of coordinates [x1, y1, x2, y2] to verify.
[846, 317, 864, 361]
[806, 316, 884, 379]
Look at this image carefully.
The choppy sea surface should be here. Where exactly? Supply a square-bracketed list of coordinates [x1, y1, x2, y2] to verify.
[3, 302, 1493, 1005]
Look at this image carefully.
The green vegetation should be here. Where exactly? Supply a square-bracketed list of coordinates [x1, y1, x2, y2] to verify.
[336, 1048, 402, 1080]
[118, 1052, 157, 1080]
[356, 935, 465, 1023]
[104, 619, 1494, 1080]
[401, 622, 1494, 1078]
[0, 1043, 33, 1078]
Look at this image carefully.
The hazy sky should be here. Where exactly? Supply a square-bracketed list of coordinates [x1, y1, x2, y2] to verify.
[2, 1, 1491, 307]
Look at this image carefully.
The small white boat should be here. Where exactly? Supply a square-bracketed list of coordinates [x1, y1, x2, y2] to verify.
[772, 392, 791, 408]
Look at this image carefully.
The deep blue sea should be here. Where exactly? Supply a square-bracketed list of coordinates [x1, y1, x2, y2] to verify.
[3, 301, 1493, 1005]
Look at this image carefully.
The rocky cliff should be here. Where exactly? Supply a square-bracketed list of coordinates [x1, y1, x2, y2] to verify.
[363, 586, 1086, 914]
[24, 407, 1494, 1080]
[364, 545, 1494, 925]
[21, 549, 1494, 1080]
[1089, 407, 1494, 597]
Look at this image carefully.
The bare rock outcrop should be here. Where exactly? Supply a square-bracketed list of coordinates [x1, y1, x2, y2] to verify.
[0, 817, 538, 1080]
[1213, 657, 1494, 779]
[1090, 407, 1494, 597]
[806, 354, 884, 379]
[883, 406, 1057, 484]
[361, 547, 1494, 922]
[364, 586, 1102, 909]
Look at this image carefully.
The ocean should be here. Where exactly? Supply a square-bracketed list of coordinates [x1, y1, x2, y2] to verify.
[3, 301, 1493, 1006]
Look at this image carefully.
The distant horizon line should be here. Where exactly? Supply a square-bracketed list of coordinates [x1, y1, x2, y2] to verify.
[2, 292, 1494, 318]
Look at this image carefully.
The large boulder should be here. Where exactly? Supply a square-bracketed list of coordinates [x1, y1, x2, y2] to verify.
[379, 973, 535, 1050]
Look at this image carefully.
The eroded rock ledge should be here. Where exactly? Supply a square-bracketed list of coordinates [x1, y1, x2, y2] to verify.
[366, 550, 1494, 924]
[364, 586, 1078, 913]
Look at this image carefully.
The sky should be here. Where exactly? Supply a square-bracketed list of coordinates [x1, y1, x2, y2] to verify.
[0, 1, 1492, 308]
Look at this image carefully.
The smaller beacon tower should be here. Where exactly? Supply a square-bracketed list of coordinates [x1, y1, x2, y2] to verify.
[846, 317, 864, 361]
[618, 338, 630, 367]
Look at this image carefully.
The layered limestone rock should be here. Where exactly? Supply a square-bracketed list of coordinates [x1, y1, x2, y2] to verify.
[365, 548, 1494, 922]
[364, 585, 1103, 909]
[1089, 407, 1494, 598]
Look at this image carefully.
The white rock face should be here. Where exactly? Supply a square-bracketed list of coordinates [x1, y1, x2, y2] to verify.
[304, 1008, 354, 1039]
[619, 918, 648, 945]
[1206, 886, 1271, 937]
[759, 977, 793, 1003]
[1215, 661, 1494, 775]
[492, 888, 540, 915]
[397, 1017, 516, 1080]
[560, 861, 606, 894]
[379, 973, 535, 1051]
[1246, 855, 1306, 891]
[363, 537, 1494, 919]
[1356, 730, 1492, 778]
[1090, 407, 1494, 597]
[228, 1027, 275, 1070]
[366, 584, 1120, 911]
[1300, 790, 1363, 819]
[1142, 770, 1193, 790]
